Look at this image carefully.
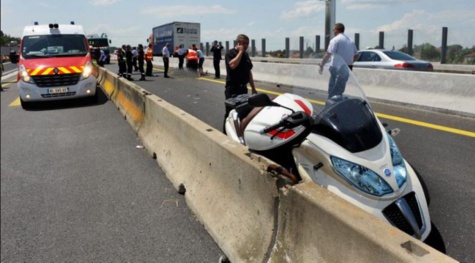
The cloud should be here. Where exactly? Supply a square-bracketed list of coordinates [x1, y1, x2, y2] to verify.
[342, 0, 419, 10]
[371, 9, 475, 47]
[89, 0, 118, 5]
[141, 5, 234, 17]
[281, 0, 325, 19]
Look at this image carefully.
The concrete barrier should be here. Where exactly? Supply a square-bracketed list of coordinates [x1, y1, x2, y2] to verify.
[154, 57, 475, 117]
[270, 182, 455, 262]
[97, 67, 457, 262]
[98, 69, 145, 131]
[138, 94, 279, 261]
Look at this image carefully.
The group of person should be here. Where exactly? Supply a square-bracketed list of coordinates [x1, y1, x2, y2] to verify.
[110, 22, 357, 133]
[116, 44, 154, 81]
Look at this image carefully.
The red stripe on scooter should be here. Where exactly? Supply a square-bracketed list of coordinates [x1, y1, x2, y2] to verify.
[295, 100, 311, 114]
[268, 129, 296, 139]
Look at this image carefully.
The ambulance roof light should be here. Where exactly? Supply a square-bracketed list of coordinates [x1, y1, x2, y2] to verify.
[49, 23, 59, 29]
[34, 21, 39, 25]
[70, 21, 75, 25]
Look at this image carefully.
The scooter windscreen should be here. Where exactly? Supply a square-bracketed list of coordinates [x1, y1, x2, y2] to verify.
[290, 53, 382, 153]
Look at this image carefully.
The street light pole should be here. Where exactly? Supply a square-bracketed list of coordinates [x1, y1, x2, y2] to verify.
[322, 0, 336, 50]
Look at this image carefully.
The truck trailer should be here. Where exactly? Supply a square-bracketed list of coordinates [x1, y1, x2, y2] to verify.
[152, 22, 200, 56]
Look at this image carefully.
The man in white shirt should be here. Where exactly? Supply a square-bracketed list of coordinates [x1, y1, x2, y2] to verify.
[319, 23, 358, 99]
[162, 43, 170, 78]
[132, 47, 138, 71]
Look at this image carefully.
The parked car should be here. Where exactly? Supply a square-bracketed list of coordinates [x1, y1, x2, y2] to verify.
[353, 49, 433, 71]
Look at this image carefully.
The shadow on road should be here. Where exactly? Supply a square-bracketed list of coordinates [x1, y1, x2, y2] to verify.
[21, 87, 109, 111]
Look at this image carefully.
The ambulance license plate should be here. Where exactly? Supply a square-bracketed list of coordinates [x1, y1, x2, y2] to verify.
[48, 87, 69, 94]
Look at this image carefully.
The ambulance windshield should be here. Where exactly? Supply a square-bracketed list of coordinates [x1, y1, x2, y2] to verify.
[22, 34, 88, 59]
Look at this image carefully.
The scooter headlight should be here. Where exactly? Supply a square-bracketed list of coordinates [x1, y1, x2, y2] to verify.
[20, 65, 34, 83]
[82, 61, 93, 79]
[331, 156, 393, 196]
[388, 135, 408, 188]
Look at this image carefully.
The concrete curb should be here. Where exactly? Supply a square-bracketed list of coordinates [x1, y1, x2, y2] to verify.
[97, 67, 458, 262]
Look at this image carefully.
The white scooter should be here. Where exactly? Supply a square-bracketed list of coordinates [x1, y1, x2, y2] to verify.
[224, 54, 431, 241]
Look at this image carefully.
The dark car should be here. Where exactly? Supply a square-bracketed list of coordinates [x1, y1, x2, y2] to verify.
[353, 49, 433, 71]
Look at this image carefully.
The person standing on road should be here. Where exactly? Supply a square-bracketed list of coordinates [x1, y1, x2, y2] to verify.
[222, 34, 257, 133]
[132, 46, 138, 71]
[318, 23, 358, 99]
[117, 45, 126, 77]
[162, 43, 170, 78]
[145, 44, 154, 77]
[177, 44, 187, 70]
[98, 49, 107, 67]
[197, 48, 205, 77]
[210, 40, 223, 79]
[138, 44, 146, 81]
[125, 45, 134, 81]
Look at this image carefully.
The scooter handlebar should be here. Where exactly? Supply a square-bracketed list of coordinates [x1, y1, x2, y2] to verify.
[260, 121, 284, 134]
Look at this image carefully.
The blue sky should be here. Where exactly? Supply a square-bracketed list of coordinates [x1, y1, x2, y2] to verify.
[1, 0, 474, 51]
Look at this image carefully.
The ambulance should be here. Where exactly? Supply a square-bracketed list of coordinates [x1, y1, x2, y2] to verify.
[15, 22, 97, 109]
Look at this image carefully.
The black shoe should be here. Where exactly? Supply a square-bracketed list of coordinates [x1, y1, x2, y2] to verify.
[164, 76, 170, 78]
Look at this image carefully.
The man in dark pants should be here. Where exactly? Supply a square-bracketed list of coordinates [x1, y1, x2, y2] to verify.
[125, 45, 134, 80]
[117, 46, 126, 77]
[137, 44, 146, 81]
[211, 40, 223, 79]
[162, 42, 170, 78]
[177, 44, 186, 70]
[223, 34, 257, 133]
[145, 44, 153, 77]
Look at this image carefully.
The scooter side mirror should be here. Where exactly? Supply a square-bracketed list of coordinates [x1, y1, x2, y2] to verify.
[248, 93, 278, 107]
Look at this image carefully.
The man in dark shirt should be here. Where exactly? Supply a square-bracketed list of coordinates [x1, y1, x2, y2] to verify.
[223, 34, 257, 133]
[210, 40, 223, 79]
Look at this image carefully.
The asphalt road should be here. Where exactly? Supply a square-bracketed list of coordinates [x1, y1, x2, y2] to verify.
[0, 70, 224, 262]
[103, 63, 474, 263]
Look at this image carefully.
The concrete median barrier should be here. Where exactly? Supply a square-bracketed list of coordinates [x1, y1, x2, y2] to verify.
[97, 66, 457, 262]
[97, 68, 145, 131]
[270, 182, 456, 262]
[138, 94, 279, 261]
[154, 57, 474, 117]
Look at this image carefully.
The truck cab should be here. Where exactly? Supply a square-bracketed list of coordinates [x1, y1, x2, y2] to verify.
[15, 22, 97, 109]
[87, 33, 111, 64]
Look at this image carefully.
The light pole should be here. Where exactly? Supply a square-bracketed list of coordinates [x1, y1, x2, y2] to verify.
[320, 0, 336, 50]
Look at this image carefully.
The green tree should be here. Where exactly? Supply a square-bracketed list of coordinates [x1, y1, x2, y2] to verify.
[1, 33, 21, 46]
[419, 43, 440, 61]
[446, 45, 463, 63]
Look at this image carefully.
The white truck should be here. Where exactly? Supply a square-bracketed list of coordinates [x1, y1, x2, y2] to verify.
[151, 22, 200, 56]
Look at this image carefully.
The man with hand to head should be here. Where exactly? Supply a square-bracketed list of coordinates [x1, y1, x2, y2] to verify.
[222, 34, 257, 133]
